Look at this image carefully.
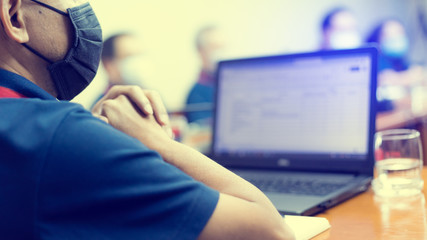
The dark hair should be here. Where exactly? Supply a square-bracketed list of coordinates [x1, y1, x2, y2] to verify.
[321, 7, 349, 32]
[101, 33, 133, 61]
[365, 18, 405, 44]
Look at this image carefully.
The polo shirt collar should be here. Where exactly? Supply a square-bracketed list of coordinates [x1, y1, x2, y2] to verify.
[0, 68, 56, 100]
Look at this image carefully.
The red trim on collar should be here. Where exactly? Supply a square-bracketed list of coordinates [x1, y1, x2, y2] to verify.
[0, 86, 27, 98]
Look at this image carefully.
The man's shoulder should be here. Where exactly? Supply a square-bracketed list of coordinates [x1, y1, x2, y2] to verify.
[0, 99, 91, 159]
[190, 82, 213, 92]
[187, 82, 214, 103]
[0, 98, 88, 132]
[0, 97, 86, 116]
[0, 99, 97, 239]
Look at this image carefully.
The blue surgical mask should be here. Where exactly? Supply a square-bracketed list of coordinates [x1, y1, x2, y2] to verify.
[23, 0, 102, 100]
[381, 36, 409, 59]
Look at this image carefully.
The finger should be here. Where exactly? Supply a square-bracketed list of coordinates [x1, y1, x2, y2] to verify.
[93, 113, 109, 124]
[124, 86, 154, 116]
[114, 93, 173, 138]
[91, 86, 125, 115]
[91, 98, 103, 115]
[99, 97, 128, 128]
[163, 125, 174, 139]
[144, 90, 170, 126]
[96, 85, 154, 116]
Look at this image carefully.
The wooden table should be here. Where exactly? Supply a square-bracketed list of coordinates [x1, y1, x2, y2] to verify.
[313, 167, 427, 240]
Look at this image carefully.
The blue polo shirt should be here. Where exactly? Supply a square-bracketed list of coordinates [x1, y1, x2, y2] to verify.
[0, 69, 219, 240]
[185, 82, 214, 124]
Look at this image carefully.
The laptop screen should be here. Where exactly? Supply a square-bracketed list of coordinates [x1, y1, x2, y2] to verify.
[212, 47, 377, 172]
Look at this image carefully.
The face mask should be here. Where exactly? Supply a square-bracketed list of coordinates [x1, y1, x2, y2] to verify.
[329, 30, 362, 49]
[23, 0, 102, 100]
[381, 36, 409, 58]
[118, 55, 156, 87]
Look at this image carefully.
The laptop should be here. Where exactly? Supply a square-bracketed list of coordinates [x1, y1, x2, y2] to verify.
[211, 47, 378, 216]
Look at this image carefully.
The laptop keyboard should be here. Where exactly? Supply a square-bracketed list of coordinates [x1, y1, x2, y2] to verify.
[248, 177, 348, 196]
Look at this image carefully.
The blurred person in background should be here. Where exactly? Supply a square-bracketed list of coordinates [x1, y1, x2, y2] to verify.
[94, 33, 156, 103]
[320, 7, 362, 50]
[366, 19, 411, 72]
[366, 19, 426, 110]
[185, 26, 227, 125]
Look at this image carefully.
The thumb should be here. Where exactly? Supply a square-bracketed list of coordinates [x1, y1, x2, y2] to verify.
[93, 113, 109, 124]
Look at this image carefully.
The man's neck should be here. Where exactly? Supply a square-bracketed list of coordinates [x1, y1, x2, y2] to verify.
[0, 50, 58, 98]
[198, 69, 214, 86]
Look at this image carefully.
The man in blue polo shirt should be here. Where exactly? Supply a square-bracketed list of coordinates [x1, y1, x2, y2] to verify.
[0, 0, 294, 239]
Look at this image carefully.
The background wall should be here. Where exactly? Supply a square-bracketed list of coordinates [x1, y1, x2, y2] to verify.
[73, 0, 427, 111]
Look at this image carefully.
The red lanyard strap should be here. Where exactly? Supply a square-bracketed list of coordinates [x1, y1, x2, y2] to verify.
[0, 86, 27, 98]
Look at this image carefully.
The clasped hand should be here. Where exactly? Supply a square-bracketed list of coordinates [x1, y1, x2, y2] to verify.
[91, 85, 174, 149]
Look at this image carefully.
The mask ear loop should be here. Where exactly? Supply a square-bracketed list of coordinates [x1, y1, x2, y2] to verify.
[22, 43, 53, 64]
[24, 0, 70, 63]
[30, 0, 68, 16]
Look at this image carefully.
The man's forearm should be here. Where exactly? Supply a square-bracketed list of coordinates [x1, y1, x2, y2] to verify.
[153, 140, 295, 239]
[153, 139, 276, 210]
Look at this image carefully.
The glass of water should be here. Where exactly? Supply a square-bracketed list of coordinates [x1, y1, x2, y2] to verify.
[372, 129, 424, 197]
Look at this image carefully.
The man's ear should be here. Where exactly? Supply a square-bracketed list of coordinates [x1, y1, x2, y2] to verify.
[0, 0, 29, 43]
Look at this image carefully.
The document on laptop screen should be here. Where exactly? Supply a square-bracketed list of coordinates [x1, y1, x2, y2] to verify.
[215, 54, 372, 157]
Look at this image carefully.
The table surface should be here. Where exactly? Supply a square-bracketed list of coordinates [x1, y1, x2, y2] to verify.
[313, 167, 427, 240]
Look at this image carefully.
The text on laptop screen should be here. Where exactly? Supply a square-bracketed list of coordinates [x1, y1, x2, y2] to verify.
[214, 53, 372, 158]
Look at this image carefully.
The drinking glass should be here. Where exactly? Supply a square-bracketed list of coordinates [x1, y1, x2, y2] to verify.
[372, 129, 424, 197]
